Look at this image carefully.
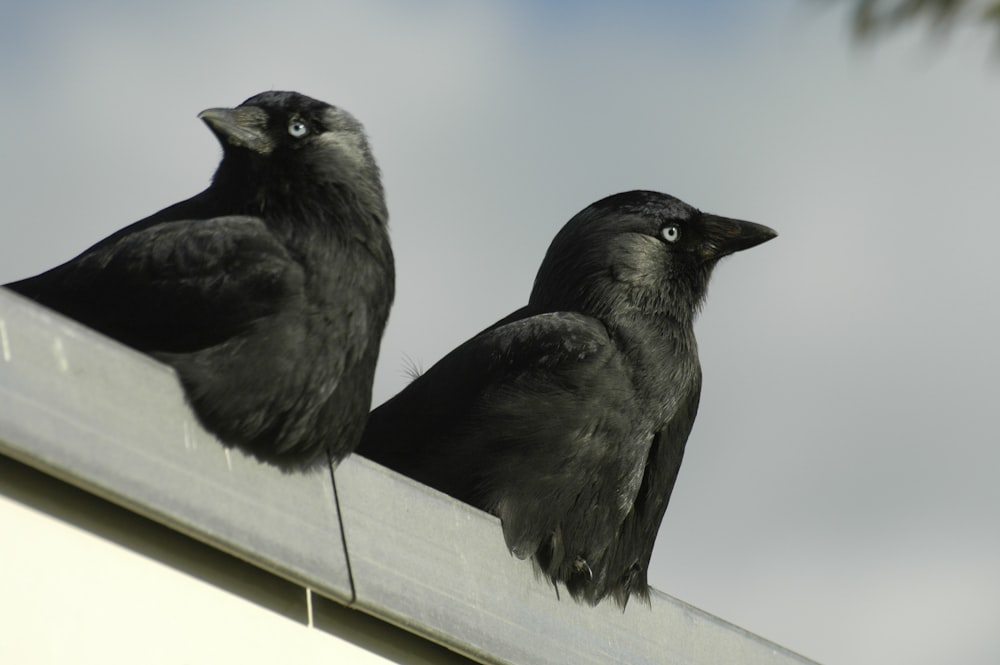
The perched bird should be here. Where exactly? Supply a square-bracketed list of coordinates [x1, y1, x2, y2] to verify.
[359, 190, 775, 606]
[6, 91, 394, 469]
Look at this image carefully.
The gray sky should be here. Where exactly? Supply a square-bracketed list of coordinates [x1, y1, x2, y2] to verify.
[3, 2, 999, 663]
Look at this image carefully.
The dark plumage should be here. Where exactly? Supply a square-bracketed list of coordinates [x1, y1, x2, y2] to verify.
[359, 190, 774, 606]
[6, 91, 394, 469]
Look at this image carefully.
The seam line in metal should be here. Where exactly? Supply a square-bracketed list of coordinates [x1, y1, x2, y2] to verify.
[328, 450, 357, 605]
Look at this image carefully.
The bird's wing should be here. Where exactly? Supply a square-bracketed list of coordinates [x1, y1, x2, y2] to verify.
[598, 386, 700, 605]
[6, 215, 305, 352]
[362, 310, 652, 570]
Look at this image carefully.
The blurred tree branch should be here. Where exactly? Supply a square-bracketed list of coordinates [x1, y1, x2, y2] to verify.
[827, 0, 1000, 41]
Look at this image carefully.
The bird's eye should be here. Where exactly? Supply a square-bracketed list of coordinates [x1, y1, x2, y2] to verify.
[288, 120, 309, 138]
[660, 224, 681, 243]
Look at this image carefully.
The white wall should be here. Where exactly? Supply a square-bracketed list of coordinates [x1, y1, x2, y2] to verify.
[0, 465, 409, 665]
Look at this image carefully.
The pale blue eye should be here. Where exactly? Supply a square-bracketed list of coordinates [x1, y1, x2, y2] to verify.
[288, 120, 308, 138]
[661, 224, 680, 243]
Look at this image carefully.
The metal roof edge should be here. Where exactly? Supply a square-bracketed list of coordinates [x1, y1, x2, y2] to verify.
[0, 287, 818, 665]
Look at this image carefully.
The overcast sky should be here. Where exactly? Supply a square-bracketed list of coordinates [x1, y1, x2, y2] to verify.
[3, 2, 999, 664]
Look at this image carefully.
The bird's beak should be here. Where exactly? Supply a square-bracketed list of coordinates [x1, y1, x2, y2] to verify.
[697, 214, 777, 262]
[198, 106, 274, 154]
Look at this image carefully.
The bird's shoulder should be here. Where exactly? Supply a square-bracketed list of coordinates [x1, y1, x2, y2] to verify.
[84, 214, 301, 292]
[469, 309, 617, 377]
[7, 214, 306, 352]
[362, 310, 621, 458]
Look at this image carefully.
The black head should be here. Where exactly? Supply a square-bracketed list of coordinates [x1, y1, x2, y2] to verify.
[529, 190, 776, 325]
[198, 90, 386, 223]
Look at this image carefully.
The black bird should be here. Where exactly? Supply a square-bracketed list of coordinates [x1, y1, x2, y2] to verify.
[6, 91, 394, 469]
[359, 190, 774, 606]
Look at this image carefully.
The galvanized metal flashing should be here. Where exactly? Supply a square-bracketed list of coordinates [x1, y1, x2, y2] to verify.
[0, 288, 816, 665]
